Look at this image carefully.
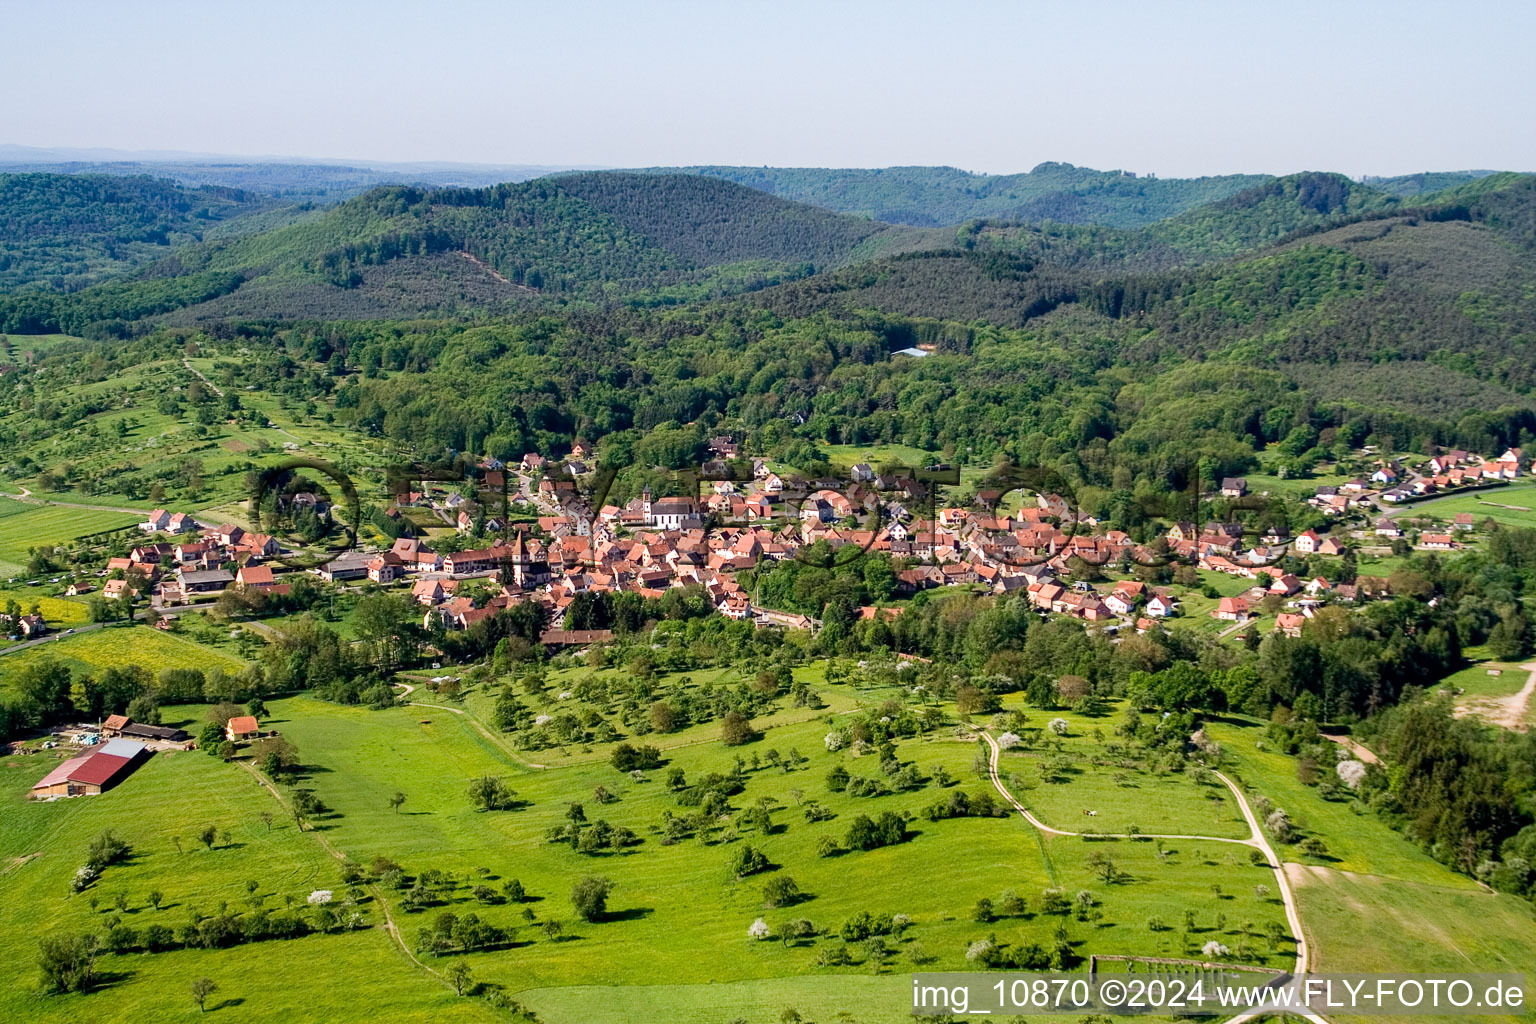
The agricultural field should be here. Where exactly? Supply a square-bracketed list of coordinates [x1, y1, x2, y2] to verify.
[0, 625, 247, 685]
[0, 500, 144, 579]
[0, 588, 93, 627]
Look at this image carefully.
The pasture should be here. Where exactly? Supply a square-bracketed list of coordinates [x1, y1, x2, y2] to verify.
[1402, 484, 1536, 530]
[1203, 717, 1536, 1024]
[992, 703, 1250, 839]
[0, 677, 1300, 1024]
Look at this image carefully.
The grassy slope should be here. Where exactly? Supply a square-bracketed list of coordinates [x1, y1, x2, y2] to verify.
[0, 500, 143, 578]
[1203, 718, 1536, 1024]
[0, 626, 247, 685]
[0, 726, 494, 1024]
[0, 681, 1302, 1024]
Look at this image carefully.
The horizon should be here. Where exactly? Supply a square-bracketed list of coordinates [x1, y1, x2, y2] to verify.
[5, 0, 1534, 177]
[0, 143, 1521, 183]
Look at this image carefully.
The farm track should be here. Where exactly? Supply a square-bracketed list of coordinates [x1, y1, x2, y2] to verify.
[1455, 661, 1536, 731]
[235, 759, 451, 990]
[974, 727, 1327, 1024]
[392, 680, 547, 770]
[0, 486, 149, 516]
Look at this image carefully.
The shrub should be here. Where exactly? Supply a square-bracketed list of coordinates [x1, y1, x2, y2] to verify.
[610, 743, 662, 772]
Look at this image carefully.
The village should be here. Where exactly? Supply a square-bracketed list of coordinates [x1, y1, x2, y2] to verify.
[7, 440, 1517, 657]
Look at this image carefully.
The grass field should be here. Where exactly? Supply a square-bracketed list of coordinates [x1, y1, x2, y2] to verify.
[0, 501, 143, 579]
[1388, 483, 1536, 529]
[0, 589, 94, 627]
[995, 703, 1250, 839]
[0, 678, 1303, 1024]
[0, 626, 247, 685]
[266, 691, 1291, 1021]
[3, 658, 1518, 1023]
[0, 721, 495, 1024]
[1202, 717, 1536, 1024]
[1435, 660, 1527, 700]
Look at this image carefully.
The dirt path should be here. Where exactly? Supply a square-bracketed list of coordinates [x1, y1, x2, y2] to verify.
[183, 357, 225, 397]
[974, 728, 1326, 1023]
[1215, 617, 1254, 639]
[392, 680, 546, 769]
[1320, 733, 1380, 764]
[235, 760, 450, 987]
[458, 251, 536, 291]
[0, 486, 148, 516]
[1456, 661, 1536, 731]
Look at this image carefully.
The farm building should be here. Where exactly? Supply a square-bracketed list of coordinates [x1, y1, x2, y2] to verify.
[30, 739, 150, 798]
[120, 722, 190, 742]
[101, 715, 189, 742]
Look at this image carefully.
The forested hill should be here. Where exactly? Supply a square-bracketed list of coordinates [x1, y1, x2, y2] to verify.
[738, 172, 1536, 414]
[1143, 172, 1398, 258]
[626, 162, 1273, 227]
[0, 173, 266, 291]
[0, 173, 940, 331]
[1363, 169, 1505, 197]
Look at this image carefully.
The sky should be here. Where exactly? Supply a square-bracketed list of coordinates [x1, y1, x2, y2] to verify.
[5, 0, 1534, 177]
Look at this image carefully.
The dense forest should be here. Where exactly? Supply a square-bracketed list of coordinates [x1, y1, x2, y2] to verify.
[0, 174, 265, 291]
[633, 162, 1274, 227]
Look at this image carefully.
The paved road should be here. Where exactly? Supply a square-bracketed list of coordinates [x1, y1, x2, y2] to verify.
[975, 727, 1326, 1023]
[0, 622, 107, 656]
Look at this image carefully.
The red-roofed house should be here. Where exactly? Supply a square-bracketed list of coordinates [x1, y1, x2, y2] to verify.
[225, 716, 261, 742]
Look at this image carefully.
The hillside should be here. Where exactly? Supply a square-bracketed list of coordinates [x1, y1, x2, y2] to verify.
[0, 173, 935, 332]
[1363, 169, 1504, 197]
[1142, 172, 1400, 258]
[0, 173, 266, 291]
[630, 162, 1274, 227]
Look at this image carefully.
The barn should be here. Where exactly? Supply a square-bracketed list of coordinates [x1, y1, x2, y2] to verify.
[30, 739, 150, 799]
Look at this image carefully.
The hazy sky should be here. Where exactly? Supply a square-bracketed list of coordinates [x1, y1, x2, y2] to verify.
[6, 0, 1533, 176]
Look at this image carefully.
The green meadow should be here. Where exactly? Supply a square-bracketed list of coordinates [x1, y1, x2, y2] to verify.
[0, 725, 496, 1024]
[0, 501, 143, 579]
[1203, 718, 1536, 1024]
[1, 680, 1303, 1024]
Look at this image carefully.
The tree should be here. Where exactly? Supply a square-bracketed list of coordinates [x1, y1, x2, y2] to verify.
[444, 960, 472, 996]
[388, 791, 407, 814]
[720, 710, 756, 746]
[730, 844, 770, 879]
[571, 875, 613, 922]
[191, 976, 218, 1012]
[36, 932, 99, 993]
[148, 889, 163, 910]
[1087, 850, 1118, 884]
[762, 875, 801, 908]
[198, 825, 218, 851]
[650, 700, 680, 733]
[466, 776, 515, 811]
